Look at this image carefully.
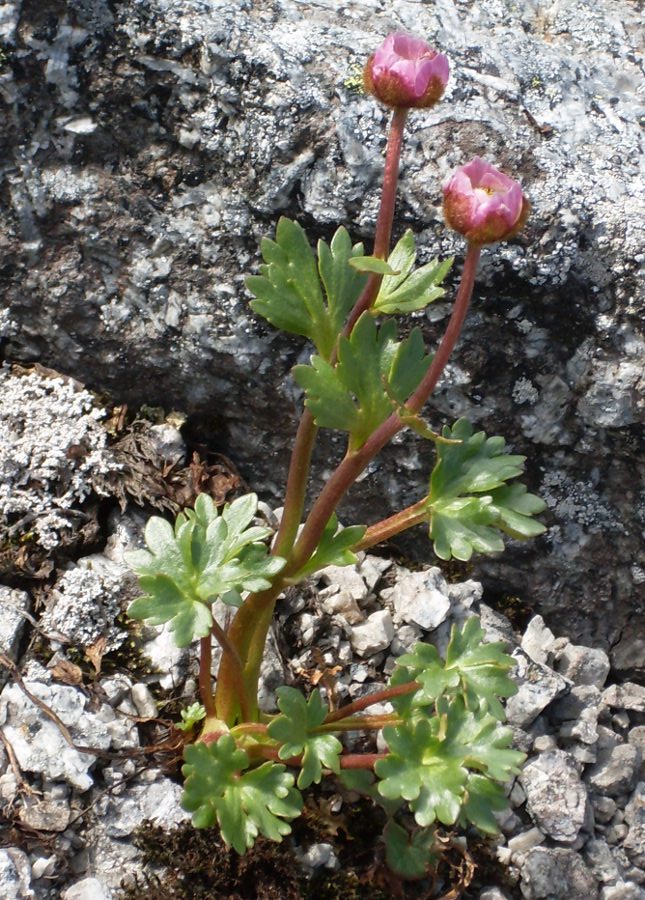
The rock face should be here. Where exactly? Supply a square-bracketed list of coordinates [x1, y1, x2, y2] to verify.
[1, 1, 643, 666]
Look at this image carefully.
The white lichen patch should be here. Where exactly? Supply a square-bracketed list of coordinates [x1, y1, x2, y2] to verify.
[0, 366, 119, 549]
[42, 561, 127, 652]
[540, 470, 622, 535]
[513, 377, 539, 406]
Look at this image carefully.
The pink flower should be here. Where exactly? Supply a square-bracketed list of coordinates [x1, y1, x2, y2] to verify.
[364, 33, 449, 109]
[442, 157, 530, 244]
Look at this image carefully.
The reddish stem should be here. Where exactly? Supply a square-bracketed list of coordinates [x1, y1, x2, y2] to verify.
[344, 106, 409, 336]
[256, 746, 386, 771]
[199, 637, 216, 718]
[323, 681, 419, 725]
[353, 497, 429, 552]
[272, 410, 318, 557]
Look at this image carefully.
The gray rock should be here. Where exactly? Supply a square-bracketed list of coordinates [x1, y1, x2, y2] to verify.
[583, 838, 622, 885]
[18, 796, 71, 832]
[61, 878, 111, 900]
[382, 567, 451, 632]
[0, 848, 33, 900]
[42, 558, 128, 653]
[596, 725, 623, 751]
[318, 587, 364, 625]
[520, 847, 598, 900]
[0, 368, 118, 550]
[624, 823, 645, 870]
[477, 604, 517, 647]
[350, 610, 394, 657]
[505, 650, 570, 729]
[357, 554, 392, 592]
[0, 680, 114, 791]
[600, 885, 645, 900]
[625, 783, 645, 827]
[592, 796, 618, 824]
[556, 643, 611, 689]
[629, 727, 645, 757]
[604, 684, 645, 714]
[0, 587, 30, 674]
[130, 683, 158, 719]
[586, 744, 642, 797]
[2, 0, 643, 668]
[97, 772, 189, 838]
[479, 888, 511, 900]
[507, 826, 545, 860]
[521, 616, 557, 666]
[147, 423, 185, 465]
[30, 855, 57, 881]
[318, 564, 369, 603]
[521, 750, 588, 843]
[446, 579, 482, 609]
[141, 622, 190, 692]
[299, 842, 338, 871]
[257, 629, 286, 712]
[551, 685, 602, 744]
[389, 623, 423, 656]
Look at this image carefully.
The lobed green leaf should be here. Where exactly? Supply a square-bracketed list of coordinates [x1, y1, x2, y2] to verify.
[126, 493, 285, 646]
[375, 696, 524, 831]
[248, 219, 367, 360]
[372, 230, 453, 315]
[293, 314, 432, 449]
[268, 687, 342, 788]
[182, 735, 302, 853]
[427, 419, 547, 561]
[289, 513, 366, 579]
[383, 820, 438, 880]
[390, 617, 518, 720]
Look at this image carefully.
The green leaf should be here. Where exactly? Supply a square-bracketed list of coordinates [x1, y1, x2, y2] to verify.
[348, 255, 399, 275]
[293, 314, 432, 449]
[427, 419, 547, 561]
[318, 227, 369, 339]
[126, 493, 286, 646]
[248, 219, 367, 360]
[439, 697, 526, 782]
[460, 774, 510, 833]
[375, 696, 523, 831]
[177, 702, 207, 732]
[268, 687, 342, 788]
[388, 643, 456, 718]
[376, 717, 466, 826]
[489, 483, 548, 539]
[289, 514, 366, 579]
[390, 617, 518, 720]
[182, 735, 303, 853]
[373, 231, 453, 315]
[443, 617, 518, 718]
[383, 820, 438, 880]
[338, 769, 376, 794]
[127, 575, 213, 648]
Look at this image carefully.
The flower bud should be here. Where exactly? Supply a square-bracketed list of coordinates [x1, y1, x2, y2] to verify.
[364, 33, 449, 109]
[442, 157, 530, 244]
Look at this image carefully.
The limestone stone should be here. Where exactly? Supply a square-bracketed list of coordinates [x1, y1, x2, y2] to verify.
[556, 643, 611, 689]
[520, 847, 598, 900]
[505, 650, 569, 729]
[383, 567, 451, 631]
[521, 750, 588, 843]
[604, 684, 645, 714]
[350, 610, 394, 657]
[586, 744, 642, 798]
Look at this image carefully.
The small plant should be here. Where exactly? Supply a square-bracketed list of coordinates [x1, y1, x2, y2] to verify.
[126, 32, 545, 878]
